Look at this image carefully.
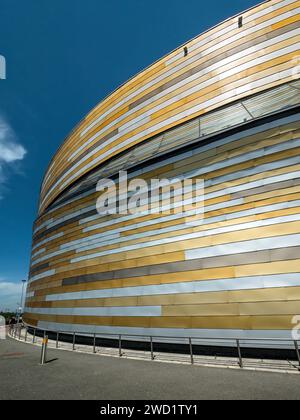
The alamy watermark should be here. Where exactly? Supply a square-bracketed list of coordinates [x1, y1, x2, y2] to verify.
[0, 55, 6, 80]
[0, 316, 5, 340]
[96, 171, 205, 225]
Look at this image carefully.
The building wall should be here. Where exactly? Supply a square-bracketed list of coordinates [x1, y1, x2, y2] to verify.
[24, 110, 300, 345]
[24, 0, 300, 347]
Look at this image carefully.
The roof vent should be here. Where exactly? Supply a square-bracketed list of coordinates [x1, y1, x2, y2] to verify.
[238, 16, 243, 28]
[184, 47, 188, 57]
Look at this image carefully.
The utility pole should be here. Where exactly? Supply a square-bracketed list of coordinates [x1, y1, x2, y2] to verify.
[16, 279, 27, 324]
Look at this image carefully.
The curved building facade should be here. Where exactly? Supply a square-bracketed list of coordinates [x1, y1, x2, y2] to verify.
[25, 0, 300, 347]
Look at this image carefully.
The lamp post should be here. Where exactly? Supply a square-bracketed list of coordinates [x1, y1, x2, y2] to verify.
[16, 279, 27, 324]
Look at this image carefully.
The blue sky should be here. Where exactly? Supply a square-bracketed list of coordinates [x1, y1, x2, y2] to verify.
[0, 0, 261, 311]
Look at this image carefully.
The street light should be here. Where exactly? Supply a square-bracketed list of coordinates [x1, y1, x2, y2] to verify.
[16, 279, 27, 324]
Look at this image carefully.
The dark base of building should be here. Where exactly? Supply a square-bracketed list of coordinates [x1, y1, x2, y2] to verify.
[28, 328, 300, 363]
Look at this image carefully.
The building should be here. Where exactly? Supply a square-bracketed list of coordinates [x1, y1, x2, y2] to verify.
[24, 0, 300, 348]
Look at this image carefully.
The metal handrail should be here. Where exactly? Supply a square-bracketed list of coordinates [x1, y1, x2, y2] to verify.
[9, 323, 300, 370]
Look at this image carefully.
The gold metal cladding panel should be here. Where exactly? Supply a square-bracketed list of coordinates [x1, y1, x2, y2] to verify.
[37, 119, 300, 238]
[25, 287, 300, 308]
[30, 206, 300, 267]
[38, 1, 300, 211]
[30, 210, 300, 272]
[31, 120, 300, 254]
[32, 207, 300, 272]
[29, 259, 300, 298]
[33, 121, 300, 232]
[22, 313, 296, 330]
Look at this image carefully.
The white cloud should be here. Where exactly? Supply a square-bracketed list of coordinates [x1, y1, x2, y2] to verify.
[0, 280, 23, 312]
[0, 116, 27, 197]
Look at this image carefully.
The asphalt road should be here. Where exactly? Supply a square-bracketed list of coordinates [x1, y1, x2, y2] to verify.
[0, 337, 299, 400]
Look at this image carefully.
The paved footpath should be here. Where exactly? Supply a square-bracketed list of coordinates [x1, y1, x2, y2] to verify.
[0, 337, 299, 400]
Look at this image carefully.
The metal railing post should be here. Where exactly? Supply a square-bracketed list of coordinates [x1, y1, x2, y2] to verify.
[236, 339, 243, 368]
[56, 332, 59, 349]
[72, 333, 76, 351]
[40, 335, 48, 365]
[119, 335, 122, 357]
[93, 333, 96, 354]
[32, 328, 36, 343]
[150, 337, 155, 360]
[25, 327, 28, 342]
[189, 338, 194, 365]
[18, 325, 22, 340]
[294, 341, 300, 367]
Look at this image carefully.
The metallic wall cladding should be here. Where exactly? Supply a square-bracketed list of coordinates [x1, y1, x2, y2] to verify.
[38, 0, 300, 213]
[24, 0, 300, 348]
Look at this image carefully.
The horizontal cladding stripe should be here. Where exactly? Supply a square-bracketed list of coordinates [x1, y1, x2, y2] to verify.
[45, 273, 300, 301]
[23, 312, 297, 330]
[185, 233, 300, 260]
[24, 306, 161, 317]
[30, 270, 56, 283]
[27, 286, 300, 308]
[24, 301, 300, 317]
[58, 244, 300, 287]
[162, 300, 300, 316]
